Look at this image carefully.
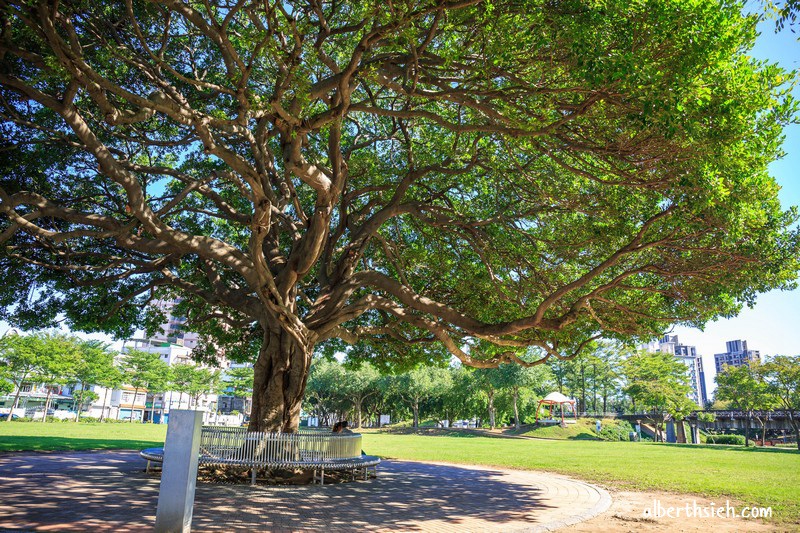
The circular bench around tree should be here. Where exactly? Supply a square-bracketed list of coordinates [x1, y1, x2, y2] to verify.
[140, 426, 380, 485]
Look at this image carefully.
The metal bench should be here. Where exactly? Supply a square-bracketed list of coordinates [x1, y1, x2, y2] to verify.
[140, 426, 380, 485]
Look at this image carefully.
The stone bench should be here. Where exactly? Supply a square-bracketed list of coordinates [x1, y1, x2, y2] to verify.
[140, 426, 380, 485]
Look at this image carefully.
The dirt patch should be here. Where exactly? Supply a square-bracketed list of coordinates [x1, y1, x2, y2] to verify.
[569, 489, 782, 532]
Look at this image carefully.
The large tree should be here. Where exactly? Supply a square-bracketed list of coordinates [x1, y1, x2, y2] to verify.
[0, 1, 798, 431]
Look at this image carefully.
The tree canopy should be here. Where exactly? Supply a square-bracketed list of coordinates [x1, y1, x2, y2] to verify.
[1, 0, 797, 430]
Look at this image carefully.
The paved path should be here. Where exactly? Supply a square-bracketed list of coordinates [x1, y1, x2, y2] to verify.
[0, 451, 610, 532]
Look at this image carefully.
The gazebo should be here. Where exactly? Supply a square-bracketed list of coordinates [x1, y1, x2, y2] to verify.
[535, 392, 577, 425]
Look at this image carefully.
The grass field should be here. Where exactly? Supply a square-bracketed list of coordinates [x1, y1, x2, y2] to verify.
[1, 421, 797, 523]
[0, 421, 167, 452]
[361, 432, 800, 524]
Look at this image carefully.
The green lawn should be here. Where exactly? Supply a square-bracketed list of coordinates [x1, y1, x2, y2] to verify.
[512, 417, 606, 439]
[362, 432, 800, 524]
[1, 421, 797, 524]
[0, 421, 167, 452]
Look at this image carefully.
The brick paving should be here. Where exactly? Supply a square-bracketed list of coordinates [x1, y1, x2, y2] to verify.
[0, 451, 610, 532]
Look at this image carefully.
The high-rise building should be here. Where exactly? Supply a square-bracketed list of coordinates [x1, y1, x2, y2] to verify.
[150, 298, 200, 349]
[714, 339, 760, 373]
[645, 335, 708, 407]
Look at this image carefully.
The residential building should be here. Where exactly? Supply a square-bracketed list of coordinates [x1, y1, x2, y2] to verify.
[714, 339, 761, 373]
[0, 383, 73, 417]
[114, 386, 149, 421]
[644, 335, 708, 407]
[150, 298, 200, 349]
[120, 338, 221, 424]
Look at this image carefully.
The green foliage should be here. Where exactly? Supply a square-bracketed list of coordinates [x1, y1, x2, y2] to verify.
[170, 363, 220, 404]
[598, 420, 636, 442]
[2, 1, 798, 430]
[715, 362, 775, 414]
[0, 0, 796, 375]
[223, 366, 254, 400]
[697, 411, 717, 424]
[762, 355, 800, 449]
[121, 350, 170, 393]
[622, 349, 696, 440]
[623, 350, 693, 413]
[707, 434, 747, 445]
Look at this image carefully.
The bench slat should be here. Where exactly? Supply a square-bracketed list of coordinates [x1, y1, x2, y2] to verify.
[139, 427, 380, 484]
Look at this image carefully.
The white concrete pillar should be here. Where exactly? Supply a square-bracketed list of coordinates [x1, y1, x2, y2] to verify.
[155, 409, 203, 533]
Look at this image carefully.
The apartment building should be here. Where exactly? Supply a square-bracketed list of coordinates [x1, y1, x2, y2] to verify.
[714, 339, 761, 373]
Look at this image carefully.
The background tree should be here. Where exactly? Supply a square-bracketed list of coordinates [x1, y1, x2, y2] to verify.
[120, 350, 168, 422]
[715, 362, 774, 446]
[69, 340, 116, 421]
[1, 1, 798, 432]
[30, 332, 80, 422]
[622, 351, 692, 442]
[0, 363, 12, 396]
[97, 364, 124, 422]
[304, 358, 348, 426]
[0, 332, 45, 420]
[145, 364, 174, 423]
[762, 356, 800, 450]
[394, 366, 450, 428]
[435, 366, 480, 428]
[341, 362, 380, 428]
[190, 367, 222, 408]
[76, 390, 99, 415]
[170, 363, 196, 411]
[223, 366, 255, 418]
[491, 363, 552, 430]
[473, 368, 501, 430]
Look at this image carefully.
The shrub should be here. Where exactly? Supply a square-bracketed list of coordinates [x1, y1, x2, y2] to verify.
[598, 420, 635, 441]
[706, 434, 745, 445]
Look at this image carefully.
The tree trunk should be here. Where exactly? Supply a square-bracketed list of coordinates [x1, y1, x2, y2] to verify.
[6, 375, 27, 422]
[75, 382, 85, 422]
[355, 397, 363, 429]
[131, 387, 141, 423]
[745, 412, 751, 447]
[513, 389, 520, 430]
[249, 328, 312, 433]
[41, 388, 53, 423]
[412, 401, 419, 428]
[99, 387, 110, 422]
[487, 390, 495, 430]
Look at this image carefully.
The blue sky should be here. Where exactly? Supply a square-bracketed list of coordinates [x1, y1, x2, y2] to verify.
[674, 16, 800, 388]
[2, 14, 799, 388]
